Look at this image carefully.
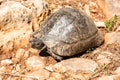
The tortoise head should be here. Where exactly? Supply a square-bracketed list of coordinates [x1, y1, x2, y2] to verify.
[30, 38, 44, 49]
[30, 34, 45, 50]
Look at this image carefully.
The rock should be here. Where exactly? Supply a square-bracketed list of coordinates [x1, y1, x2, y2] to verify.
[97, 51, 112, 66]
[94, 21, 105, 28]
[97, 75, 114, 80]
[1, 59, 13, 66]
[28, 48, 39, 55]
[97, 75, 120, 80]
[23, 51, 30, 60]
[89, 2, 98, 13]
[97, 0, 120, 19]
[0, 1, 32, 54]
[0, 1, 32, 30]
[116, 26, 120, 32]
[0, 0, 47, 54]
[48, 72, 64, 80]
[25, 56, 46, 71]
[15, 49, 25, 59]
[21, 0, 47, 17]
[24, 69, 50, 80]
[52, 58, 98, 73]
[104, 32, 120, 44]
[114, 67, 120, 74]
[16, 48, 30, 59]
[114, 75, 120, 80]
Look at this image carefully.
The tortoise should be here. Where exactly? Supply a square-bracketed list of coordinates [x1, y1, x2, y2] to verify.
[30, 7, 104, 60]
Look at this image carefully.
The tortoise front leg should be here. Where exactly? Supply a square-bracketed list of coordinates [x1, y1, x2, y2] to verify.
[47, 48, 63, 61]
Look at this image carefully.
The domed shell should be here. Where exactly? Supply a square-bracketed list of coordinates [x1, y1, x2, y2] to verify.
[31, 7, 103, 57]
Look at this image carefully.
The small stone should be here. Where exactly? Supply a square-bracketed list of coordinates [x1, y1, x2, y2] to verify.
[105, 32, 120, 44]
[114, 67, 120, 75]
[1, 59, 13, 66]
[47, 77, 56, 80]
[50, 72, 64, 80]
[53, 58, 98, 73]
[23, 51, 30, 59]
[116, 26, 120, 32]
[12, 58, 20, 64]
[0, 75, 3, 80]
[84, 4, 90, 16]
[25, 56, 46, 71]
[15, 48, 25, 60]
[24, 69, 50, 80]
[94, 21, 105, 28]
[97, 75, 114, 80]
[89, 2, 98, 13]
[28, 48, 39, 55]
[114, 75, 120, 80]
[0, 66, 6, 72]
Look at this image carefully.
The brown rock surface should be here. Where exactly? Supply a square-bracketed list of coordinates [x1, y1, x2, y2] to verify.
[97, 0, 120, 19]
[104, 32, 120, 44]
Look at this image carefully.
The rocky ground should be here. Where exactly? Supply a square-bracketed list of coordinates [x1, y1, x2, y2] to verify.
[0, 0, 120, 80]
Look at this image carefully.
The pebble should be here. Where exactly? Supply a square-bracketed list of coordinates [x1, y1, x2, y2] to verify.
[114, 67, 120, 75]
[24, 69, 50, 80]
[1, 59, 13, 66]
[97, 75, 114, 80]
[25, 56, 46, 71]
[15, 48, 25, 60]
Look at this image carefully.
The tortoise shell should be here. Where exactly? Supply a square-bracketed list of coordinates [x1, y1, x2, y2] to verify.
[30, 7, 103, 60]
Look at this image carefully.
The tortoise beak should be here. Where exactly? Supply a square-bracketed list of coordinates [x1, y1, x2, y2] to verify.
[29, 37, 45, 50]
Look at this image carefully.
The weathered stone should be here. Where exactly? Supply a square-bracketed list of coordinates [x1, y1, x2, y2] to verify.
[97, 75, 114, 80]
[97, 51, 112, 66]
[115, 67, 120, 75]
[24, 69, 50, 80]
[15, 49, 25, 59]
[0, 1, 32, 54]
[25, 56, 46, 71]
[116, 26, 120, 32]
[0, 0, 47, 55]
[28, 48, 39, 55]
[97, 75, 120, 80]
[53, 58, 98, 73]
[0, 1, 32, 30]
[97, 0, 120, 19]
[21, 0, 47, 17]
[23, 51, 30, 60]
[49, 72, 64, 80]
[1, 59, 13, 66]
[104, 32, 120, 44]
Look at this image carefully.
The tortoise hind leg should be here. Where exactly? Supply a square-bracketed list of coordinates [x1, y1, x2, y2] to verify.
[47, 48, 63, 61]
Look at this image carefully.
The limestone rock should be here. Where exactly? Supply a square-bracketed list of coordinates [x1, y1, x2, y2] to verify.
[1, 59, 13, 66]
[21, 0, 47, 17]
[97, 0, 120, 19]
[0, 1, 32, 54]
[53, 58, 98, 73]
[24, 69, 50, 80]
[114, 67, 120, 75]
[104, 32, 120, 44]
[97, 75, 114, 80]
[97, 51, 112, 66]
[25, 56, 46, 71]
